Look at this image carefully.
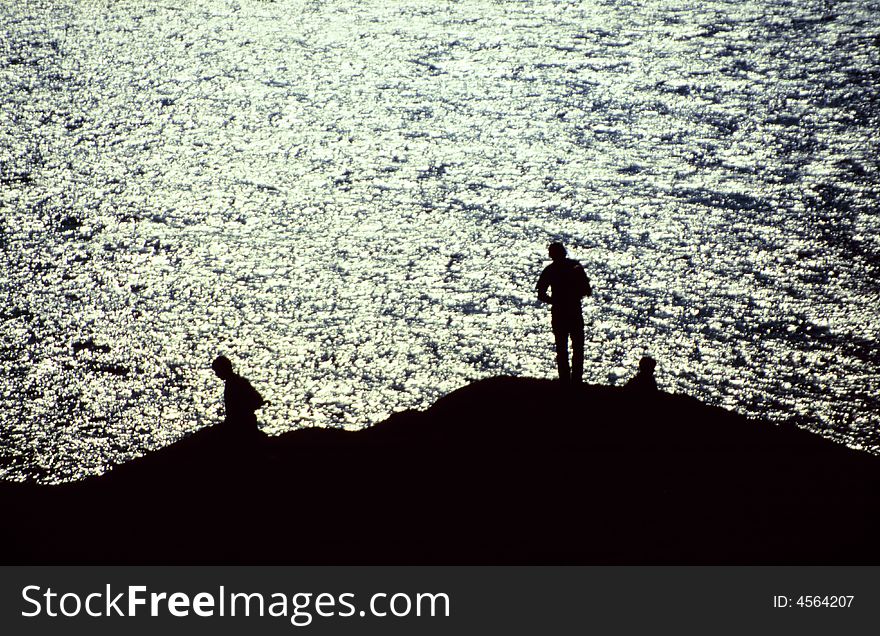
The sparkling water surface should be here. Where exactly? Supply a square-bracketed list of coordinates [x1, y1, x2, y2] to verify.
[1, 0, 878, 482]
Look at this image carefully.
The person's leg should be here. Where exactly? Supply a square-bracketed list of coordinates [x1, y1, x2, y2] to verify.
[553, 323, 571, 382]
[571, 318, 585, 383]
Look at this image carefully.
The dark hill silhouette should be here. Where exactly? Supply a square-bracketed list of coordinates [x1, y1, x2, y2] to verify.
[1, 378, 878, 564]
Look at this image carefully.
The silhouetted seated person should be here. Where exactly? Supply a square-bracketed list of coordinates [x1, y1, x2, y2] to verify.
[625, 356, 658, 393]
[212, 355, 266, 433]
[536, 242, 592, 384]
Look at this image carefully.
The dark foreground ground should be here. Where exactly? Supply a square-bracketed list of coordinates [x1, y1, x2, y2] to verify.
[2, 377, 878, 564]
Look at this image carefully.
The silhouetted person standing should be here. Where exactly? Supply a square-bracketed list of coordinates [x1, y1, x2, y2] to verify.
[212, 355, 265, 429]
[537, 242, 592, 384]
[625, 356, 658, 392]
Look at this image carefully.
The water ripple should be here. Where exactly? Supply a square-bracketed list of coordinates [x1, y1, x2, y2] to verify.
[1, 0, 878, 481]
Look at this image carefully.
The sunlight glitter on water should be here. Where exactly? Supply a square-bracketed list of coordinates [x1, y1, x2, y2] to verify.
[1, 0, 878, 481]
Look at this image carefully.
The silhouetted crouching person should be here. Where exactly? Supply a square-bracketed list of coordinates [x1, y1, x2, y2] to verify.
[537, 242, 592, 384]
[212, 355, 266, 432]
[625, 356, 658, 392]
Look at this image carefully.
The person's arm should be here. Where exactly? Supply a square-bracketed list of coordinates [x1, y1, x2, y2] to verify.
[537, 268, 552, 304]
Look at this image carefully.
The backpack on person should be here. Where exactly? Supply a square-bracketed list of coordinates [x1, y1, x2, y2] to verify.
[244, 380, 265, 414]
[571, 261, 592, 299]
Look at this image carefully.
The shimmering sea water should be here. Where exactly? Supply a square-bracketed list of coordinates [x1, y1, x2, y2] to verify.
[1, 0, 878, 482]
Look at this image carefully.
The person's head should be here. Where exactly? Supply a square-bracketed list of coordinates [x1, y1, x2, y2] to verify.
[638, 356, 657, 375]
[548, 242, 567, 261]
[212, 355, 233, 379]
